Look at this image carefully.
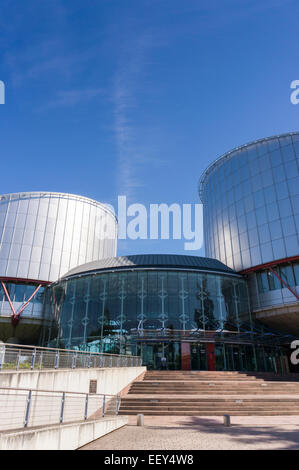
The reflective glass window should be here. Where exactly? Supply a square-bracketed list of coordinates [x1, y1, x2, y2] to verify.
[280, 265, 295, 287]
[293, 263, 299, 285]
[257, 272, 269, 293]
[268, 269, 281, 290]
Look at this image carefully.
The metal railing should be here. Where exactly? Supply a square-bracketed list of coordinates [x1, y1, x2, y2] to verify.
[0, 386, 121, 431]
[0, 343, 142, 371]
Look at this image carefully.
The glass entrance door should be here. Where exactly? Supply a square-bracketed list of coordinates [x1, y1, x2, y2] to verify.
[191, 344, 207, 370]
[224, 344, 243, 371]
[140, 342, 181, 370]
[140, 343, 163, 370]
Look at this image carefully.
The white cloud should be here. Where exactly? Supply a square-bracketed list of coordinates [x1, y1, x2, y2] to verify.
[112, 33, 160, 200]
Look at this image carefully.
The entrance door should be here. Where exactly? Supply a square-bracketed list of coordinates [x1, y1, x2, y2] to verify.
[141, 342, 181, 370]
[141, 343, 163, 370]
[232, 345, 241, 371]
[191, 344, 207, 370]
[206, 343, 216, 371]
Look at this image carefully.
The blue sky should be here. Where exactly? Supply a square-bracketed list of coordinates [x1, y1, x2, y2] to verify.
[1, 0, 299, 257]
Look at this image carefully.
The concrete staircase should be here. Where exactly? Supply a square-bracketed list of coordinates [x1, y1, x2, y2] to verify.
[118, 371, 299, 416]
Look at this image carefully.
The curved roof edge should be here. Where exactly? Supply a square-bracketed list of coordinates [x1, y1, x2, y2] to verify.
[0, 191, 117, 221]
[61, 254, 238, 279]
[198, 131, 299, 202]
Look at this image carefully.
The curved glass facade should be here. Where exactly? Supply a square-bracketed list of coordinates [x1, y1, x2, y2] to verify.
[200, 133, 299, 271]
[43, 262, 297, 372]
[45, 269, 250, 352]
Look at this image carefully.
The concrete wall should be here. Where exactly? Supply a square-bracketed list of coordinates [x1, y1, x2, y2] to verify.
[0, 366, 145, 432]
[0, 416, 128, 450]
[0, 366, 146, 395]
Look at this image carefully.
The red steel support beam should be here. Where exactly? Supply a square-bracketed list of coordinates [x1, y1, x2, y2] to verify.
[0, 281, 43, 326]
[0, 281, 17, 317]
[240, 255, 299, 275]
[268, 266, 299, 301]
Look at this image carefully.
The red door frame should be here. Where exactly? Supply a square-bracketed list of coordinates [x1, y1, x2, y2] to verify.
[206, 343, 216, 371]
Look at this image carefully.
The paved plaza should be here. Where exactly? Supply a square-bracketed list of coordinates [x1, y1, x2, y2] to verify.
[80, 416, 299, 450]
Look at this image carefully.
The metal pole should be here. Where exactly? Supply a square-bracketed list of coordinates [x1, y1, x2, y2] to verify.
[60, 392, 65, 423]
[0, 344, 5, 370]
[55, 350, 60, 369]
[39, 351, 43, 370]
[84, 394, 89, 420]
[16, 350, 21, 370]
[72, 352, 77, 369]
[24, 390, 32, 427]
[102, 395, 106, 417]
[31, 348, 36, 370]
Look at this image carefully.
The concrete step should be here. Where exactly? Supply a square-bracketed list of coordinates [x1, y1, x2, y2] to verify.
[129, 388, 299, 392]
[118, 410, 299, 416]
[129, 390, 299, 394]
[120, 406, 299, 414]
[122, 371, 299, 416]
[132, 381, 299, 390]
[120, 404, 299, 410]
[143, 375, 299, 382]
[121, 399, 299, 404]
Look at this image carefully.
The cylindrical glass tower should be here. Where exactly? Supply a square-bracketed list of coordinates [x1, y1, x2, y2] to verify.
[199, 133, 299, 335]
[0, 192, 118, 344]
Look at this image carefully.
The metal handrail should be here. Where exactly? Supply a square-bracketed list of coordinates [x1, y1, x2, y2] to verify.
[0, 386, 121, 431]
[0, 386, 116, 397]
[0, 342, 139, 358]
[0, 343, 142, 371]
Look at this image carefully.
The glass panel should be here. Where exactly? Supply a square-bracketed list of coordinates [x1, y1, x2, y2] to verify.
[293, 263, 299, 285]
[257, 272, 269, 293]
[268, 269, 281, 290]
[280, 265, 295, 287]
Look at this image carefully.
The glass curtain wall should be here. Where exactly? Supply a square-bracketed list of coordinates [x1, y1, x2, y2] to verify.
[45, 269, 251, 354]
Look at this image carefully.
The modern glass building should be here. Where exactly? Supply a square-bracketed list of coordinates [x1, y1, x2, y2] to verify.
[0, 192, 118, 344]
[199, 132, 299, 336]
[43, 255, 290, 372]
